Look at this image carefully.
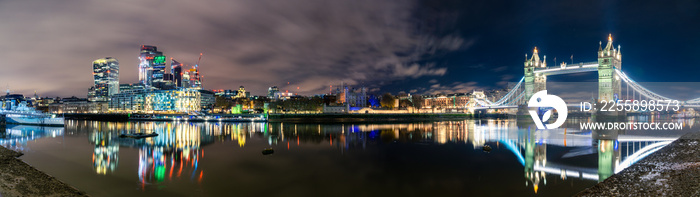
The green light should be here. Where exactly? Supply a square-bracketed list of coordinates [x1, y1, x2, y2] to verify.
[155, 165, 165, 182]
[153, 56, 166, 65]
[231, 104, 242, 114]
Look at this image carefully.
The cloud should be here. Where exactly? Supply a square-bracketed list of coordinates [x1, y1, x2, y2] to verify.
[0, 0, 467, 97]
[392, 63, 447, 79]
[428, 79, 438, 84]
[500, 75, 515, 81]
[491, 66, 508, 72]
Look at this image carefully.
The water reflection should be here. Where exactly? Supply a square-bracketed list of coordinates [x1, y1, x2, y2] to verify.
[0, 125, 63, 151]
[3, 118, 693, 195]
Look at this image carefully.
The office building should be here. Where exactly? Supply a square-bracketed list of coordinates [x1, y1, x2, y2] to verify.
[138, 45, 166, 88]
[145, 89, 201, 112]
[268, 86, 279, 99]
[89, 57, 119, 102]
[171, 59, 183, 87]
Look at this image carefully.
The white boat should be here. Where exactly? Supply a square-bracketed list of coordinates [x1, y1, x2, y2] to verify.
[2, 99, 64, 126]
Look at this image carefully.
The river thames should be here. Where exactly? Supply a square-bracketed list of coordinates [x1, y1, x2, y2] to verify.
[0, 117, 693, 196]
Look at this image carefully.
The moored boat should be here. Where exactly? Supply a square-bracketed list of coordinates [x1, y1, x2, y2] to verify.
[5, 114, 64, 126]
[1, 96, 64, 126]
[119, 133, 159, 139]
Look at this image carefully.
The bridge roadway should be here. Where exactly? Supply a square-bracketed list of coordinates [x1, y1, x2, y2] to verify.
[472, 103, 582, 110]
[533, 62, 599, 76]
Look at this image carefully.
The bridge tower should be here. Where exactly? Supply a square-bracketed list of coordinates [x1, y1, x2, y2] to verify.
[524, 48, 547, 101]
[598, 34, 622, 102]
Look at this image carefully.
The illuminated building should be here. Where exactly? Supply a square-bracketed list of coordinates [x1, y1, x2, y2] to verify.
[49, 98, 109, 113]
[198, 90, 215, 111]
[268, 86, 279, 99]
[89, 57, 119, 102]
[423, 93, 470, 109]
[144, 89, 201, 112]
[87, 87, 96, 101]
[190, 67, 202, 89]
[181, 70, 191, 88]
[274, 92, 294, 100]
[138, 45, 166, 88]
[190, 53, 203, 89]
[214, 89, 236, 98]
[234, 86, 249, 99]
[333, 85, 367, 107]
[109, 84, 150, 112]
[171, 59, 183, 87]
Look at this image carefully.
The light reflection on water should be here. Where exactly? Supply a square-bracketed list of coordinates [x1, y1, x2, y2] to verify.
[0, 117, 693, 196]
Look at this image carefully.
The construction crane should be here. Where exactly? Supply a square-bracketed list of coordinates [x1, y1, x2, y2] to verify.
[193, 53, 203, 89]
[195, 53, 203, 68]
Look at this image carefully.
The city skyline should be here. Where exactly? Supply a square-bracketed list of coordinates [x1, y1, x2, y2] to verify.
[0, 0, 698, 98]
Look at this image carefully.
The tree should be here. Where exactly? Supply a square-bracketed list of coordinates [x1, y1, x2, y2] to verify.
[214, 96, 233, 111]
[411, 95, 424, 109]
[380, 93, 396, 109]
[399, 99, 412, 109]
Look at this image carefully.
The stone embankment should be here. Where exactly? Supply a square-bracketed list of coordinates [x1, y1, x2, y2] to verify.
[577, 132, 700, 196]
[0, 146, 87, 196]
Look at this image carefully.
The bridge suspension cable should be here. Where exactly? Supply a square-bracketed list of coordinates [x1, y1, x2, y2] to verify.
[615, 69, 674, 101]
[476, 77, 526, 108]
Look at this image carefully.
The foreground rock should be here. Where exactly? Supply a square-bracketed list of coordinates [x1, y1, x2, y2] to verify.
[0, 146, 87, 196]
[577, 132, 700, 196]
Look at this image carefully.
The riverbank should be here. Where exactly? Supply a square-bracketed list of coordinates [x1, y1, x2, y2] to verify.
[577, 132, 700, 196]
[267, 113, 481, 123]
[63, 113, 514, 123]
[0, 146, 87, 196]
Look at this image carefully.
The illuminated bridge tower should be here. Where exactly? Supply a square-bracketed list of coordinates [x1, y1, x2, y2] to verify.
[597, 34, 622, 102]
[524, 48, 547, 101]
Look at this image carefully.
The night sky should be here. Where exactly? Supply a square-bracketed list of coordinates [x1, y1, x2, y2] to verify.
[1, 0, 698, 97]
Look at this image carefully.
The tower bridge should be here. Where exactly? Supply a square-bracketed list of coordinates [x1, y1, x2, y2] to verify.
[467, 35, 700, 111]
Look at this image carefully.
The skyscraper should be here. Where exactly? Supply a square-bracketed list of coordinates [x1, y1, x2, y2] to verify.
[189, 66, 201, 89]
[138, 45, 166, 88]
[90, 57, 119, 102]
[268, 86, 279, 99]
[171, 59, 183, 87]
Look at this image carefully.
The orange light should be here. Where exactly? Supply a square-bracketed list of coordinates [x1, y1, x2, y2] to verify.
[198, 171, 203, 182]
